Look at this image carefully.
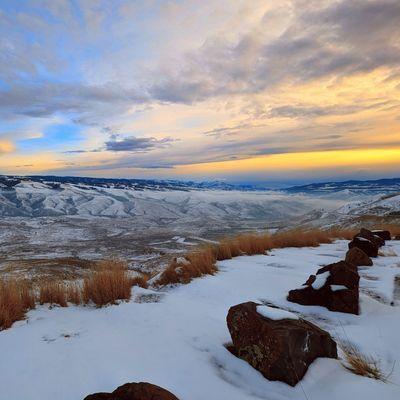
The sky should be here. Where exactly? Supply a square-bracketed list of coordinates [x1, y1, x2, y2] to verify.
[0, 0, 400, 186]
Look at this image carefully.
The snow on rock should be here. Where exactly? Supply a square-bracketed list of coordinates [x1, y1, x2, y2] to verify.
[0, 240, 400, 399]
[311, 271, 330, 290]
[256, 305, 299, 320]
[330, 285, 348, 292]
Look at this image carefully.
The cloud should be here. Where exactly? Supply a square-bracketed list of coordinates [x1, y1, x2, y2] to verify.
[105, 136, 175, 152]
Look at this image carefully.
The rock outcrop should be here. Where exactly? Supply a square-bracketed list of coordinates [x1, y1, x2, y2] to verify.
[226, 302, 337, 386]
[83, 382, 180, 400]
[288, 261, 360, 314]
[345, 247, 373, 267]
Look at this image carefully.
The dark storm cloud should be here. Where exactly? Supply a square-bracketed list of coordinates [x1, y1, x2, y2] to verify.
[105, 136, 175, 152]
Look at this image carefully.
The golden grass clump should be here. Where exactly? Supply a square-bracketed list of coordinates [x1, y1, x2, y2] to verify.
[340, 344, 387, 381]
[130, 275, 149, 289]
[157, 246, 217, 285]
[83, 260, 132, 306]
[66, 283, 82, 305]
[39, 281, 68, 307]
[0, 279, 35, 330]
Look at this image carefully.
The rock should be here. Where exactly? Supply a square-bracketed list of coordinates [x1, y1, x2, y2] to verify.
[83, 382, 180, 400]
[371, 230, 391, 241]
[395, 235, 400, 240]
[348, 236, 379, 258]
[345, 247, 373, 267]
[288, 261, 359, 314]
[358, 228, 385, 247]
[226, 302, 337, 386]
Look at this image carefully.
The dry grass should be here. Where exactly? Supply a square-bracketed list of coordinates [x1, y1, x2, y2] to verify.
[130, 275, 149, 289]
[66, 283, 82, 305]
[157, 246, 218, 285]
[0, 279, 35, 330]
[340, 343, 388, 381]
[83, 260, 132, 306]
[156, 228, 358, 286]
[39, 281, 68, 307]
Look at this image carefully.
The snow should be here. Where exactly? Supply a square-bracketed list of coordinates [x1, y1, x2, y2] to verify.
[176, 257, 190, 265]
[311, 271, 330, 290]
[256, 305, 299, 320]
[330, 285, 348, 292]
[1, 240, 400, 400]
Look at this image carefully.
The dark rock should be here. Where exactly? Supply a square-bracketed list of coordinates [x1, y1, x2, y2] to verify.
[358, 228, 385, 247]
[348, 236, 379, 258]
[371, 230, 391, 241]
[226, 302, 337, 386]
[288, 261, 359, 314]
[83, 382, 180, 400]
[345, 247, 373, 267]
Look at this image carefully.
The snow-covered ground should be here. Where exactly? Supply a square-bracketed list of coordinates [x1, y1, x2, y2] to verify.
[1, 241, 400, 400]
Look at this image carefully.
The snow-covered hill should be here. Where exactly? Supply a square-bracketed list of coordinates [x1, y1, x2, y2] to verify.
[286, 178, 400, 195]
[0, 177, 347, 220]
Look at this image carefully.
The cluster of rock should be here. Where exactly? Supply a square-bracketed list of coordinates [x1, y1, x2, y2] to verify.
[225, 228, 392, 387]
[287, 228, 391, 315]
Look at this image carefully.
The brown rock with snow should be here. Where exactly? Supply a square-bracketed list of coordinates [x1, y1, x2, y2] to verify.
[226, 301, 337, 387]
[83, 382, 180, 400]
[358, 228, 385, 247]
[345, 247, 373, 267]
[288, 261, 360, 314]
[348, 236, 379, 258]
[371, 230, 391, 241]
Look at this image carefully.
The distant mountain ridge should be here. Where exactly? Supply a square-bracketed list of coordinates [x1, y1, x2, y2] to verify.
[285, 178, 400, 195]
[0, 175, 259, 192]
[2, 175, 400, 194]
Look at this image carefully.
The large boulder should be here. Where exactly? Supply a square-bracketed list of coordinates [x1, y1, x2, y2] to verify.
[371, 230, 391, 241]
[345, 247, 373, 267]
[288, 261, 360, 314]
[227, 302, 337, 386]
[348, 236, 379, 258]
[83, 382, 180, 400]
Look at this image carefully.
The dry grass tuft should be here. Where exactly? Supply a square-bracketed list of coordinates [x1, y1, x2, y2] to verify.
[340, 343, 388, 381]
[0, 279, 35, 330]
[66, 283, 82, 305]
[157, 246, 217, 285]
[83, 260, 132, 306]
[130, 275, 149, 289]
[39, 281, 68, 307]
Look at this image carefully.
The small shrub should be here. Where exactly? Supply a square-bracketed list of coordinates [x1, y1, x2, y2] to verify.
[340, 343, 387, 381]
[39, 282, 68, 307]
[83, 260, 132, 306]
[0, 279, 35, 330]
